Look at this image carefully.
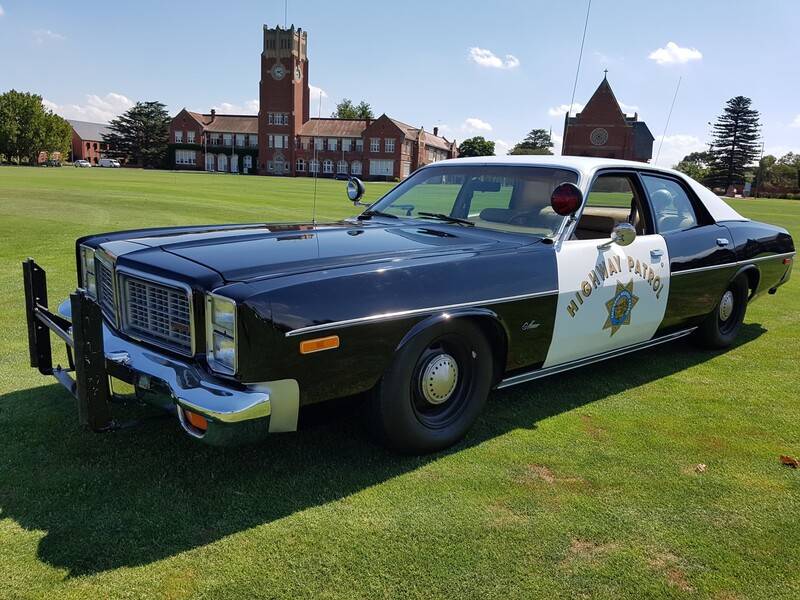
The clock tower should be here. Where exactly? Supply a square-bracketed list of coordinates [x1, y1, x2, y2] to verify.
[258, 25, 309, 175]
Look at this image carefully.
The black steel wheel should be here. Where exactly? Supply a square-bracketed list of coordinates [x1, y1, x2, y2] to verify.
[695, 275, 749, 349]
[367, 319, 494, 454]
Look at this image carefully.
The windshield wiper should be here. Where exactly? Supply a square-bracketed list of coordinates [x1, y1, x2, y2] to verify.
[417, 212, 475, 227]
[357, 209, 398, 220]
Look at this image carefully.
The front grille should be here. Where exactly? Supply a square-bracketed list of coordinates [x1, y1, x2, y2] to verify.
[97, 259, 116, 321]
[120, 274, 193, 353]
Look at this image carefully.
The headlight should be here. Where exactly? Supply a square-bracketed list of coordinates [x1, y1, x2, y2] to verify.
[79, 245, 97, 298]
[206, 294, 237, 374]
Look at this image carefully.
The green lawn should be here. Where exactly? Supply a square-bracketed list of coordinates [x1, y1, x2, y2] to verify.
[1, 166, 798, 599]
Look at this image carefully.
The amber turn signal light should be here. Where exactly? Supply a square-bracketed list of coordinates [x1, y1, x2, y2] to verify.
[184, 409, 208, 431]
[300, 335, 340, 354]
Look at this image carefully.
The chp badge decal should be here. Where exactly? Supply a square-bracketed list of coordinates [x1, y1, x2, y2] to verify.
[603, 280, 639, 336]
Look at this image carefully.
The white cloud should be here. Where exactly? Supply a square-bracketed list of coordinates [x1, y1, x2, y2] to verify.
[43, 92, 134, 123]
[790, 115, 800, 128]
[468, 47, 520, 70]
[33, 29, 65, 44]
[652, 134, 707, 167]
[462, 117, 492, 132]
[211, 99, 259, 114]
[551, 133, 564, 155]
[494, 139, 511, 155]
[308, 85, 328, 116]
[648, 42, 702, 65]
[548, 103, 584, 117]
[618, 102, 639, 114]
[0, 5, 5, 17]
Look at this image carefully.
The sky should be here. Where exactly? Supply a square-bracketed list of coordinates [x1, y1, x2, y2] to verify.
[1, 0, 798, 167]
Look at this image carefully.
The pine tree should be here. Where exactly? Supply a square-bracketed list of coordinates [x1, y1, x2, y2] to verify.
[508, 129, 553, 155]
[104, 101, 170, 168]
[707, 96, 761, 190]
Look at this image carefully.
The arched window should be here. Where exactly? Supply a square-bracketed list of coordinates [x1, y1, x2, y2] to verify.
[217, 153, 228, 172]
[309, 159, 319, 174]
[296, 158, 305, 172]
[322, 159, 333, 174]
[351, 160, 362, 175]
[337, 160, 348, 174]
[93, 143, 98, 150]
[85, 142, 90, 151]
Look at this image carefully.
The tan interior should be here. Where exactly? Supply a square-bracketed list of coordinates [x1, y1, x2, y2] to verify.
[573, 206, 633, 240]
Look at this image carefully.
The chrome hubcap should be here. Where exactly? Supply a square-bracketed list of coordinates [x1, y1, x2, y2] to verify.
[420, 353, 459, 405]
[719, 290, 735, 322]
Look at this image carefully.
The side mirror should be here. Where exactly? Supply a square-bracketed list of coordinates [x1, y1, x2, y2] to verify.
[610, 222, 636, 247]
[550, 182, 582, 216]
[346, 177, 366, 205]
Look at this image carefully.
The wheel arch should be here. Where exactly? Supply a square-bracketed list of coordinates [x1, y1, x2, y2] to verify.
[395, 309, 510, 385]
[731, 264, 760, 300]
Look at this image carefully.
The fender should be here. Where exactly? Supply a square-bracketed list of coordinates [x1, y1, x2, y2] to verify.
[729, 264, 760, 300]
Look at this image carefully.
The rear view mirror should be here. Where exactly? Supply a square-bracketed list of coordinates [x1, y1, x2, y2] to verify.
[347, 177, 365, 204]
[550, 183, 582, 216]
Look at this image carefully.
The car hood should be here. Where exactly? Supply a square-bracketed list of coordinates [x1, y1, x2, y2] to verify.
[119, 220, 525, 283]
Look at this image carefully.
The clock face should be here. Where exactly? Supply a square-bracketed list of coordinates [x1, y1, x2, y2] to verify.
[294, 66, 302, 81]
[590, 127, 609, 146]
[271, 63, 286, 80]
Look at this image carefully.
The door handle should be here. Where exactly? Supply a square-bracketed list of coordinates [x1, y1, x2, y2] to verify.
[716, 238, 730, 247]
[650, 249, 663, 259]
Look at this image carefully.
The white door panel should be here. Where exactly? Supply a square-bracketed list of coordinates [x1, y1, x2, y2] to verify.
[543, 235, 670, 367]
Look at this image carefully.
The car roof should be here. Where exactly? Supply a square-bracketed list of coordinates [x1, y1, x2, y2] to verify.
[425, 155, 746, 223]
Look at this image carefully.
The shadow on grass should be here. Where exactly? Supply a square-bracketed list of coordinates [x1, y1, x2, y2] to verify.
[0, 323, 765, 576]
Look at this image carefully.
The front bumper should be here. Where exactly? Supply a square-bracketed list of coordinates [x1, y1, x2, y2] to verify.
[22, 258, 298, 445]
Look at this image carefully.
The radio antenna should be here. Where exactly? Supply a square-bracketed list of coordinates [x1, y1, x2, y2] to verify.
[567, 0, 592, 118]
[311, 88, 322, 225]
[655, 76, 682, 165]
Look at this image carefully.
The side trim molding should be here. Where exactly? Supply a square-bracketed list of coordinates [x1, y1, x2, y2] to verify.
[284, 289, 559, 337]
[496, 327, 697, 389]
[672, 251, 795, 277]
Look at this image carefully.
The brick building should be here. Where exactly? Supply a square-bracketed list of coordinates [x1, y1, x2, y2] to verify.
[562, 75, 654, 162]
[68, 119, 112, 164]
[168, 24, 457, 178]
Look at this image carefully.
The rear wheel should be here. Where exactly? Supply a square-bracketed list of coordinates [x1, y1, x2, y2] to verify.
[367, 320, 494, 454]
[695, 275, 749, 348]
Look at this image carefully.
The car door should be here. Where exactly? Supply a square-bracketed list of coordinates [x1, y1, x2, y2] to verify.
[542, 171, 671, 367]
[639, 172, 739, 331]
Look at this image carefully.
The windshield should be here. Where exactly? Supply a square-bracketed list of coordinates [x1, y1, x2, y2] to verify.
[369, 165, 580, 237]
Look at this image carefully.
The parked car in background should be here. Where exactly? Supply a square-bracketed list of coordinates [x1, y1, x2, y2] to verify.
[21, 156, 795, 453]
[74, 160, 91, 168]
[41, 159, 62, 167]
[98, 158, 121, 168]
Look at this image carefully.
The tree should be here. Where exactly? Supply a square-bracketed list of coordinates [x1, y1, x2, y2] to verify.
[674, 150, 713, 181]
[331, 98, 374, 119]
[458, 136, 495, 157]
[0, 89, 71, 163]
[508, 128, 553, 155]
[706, 96, 761, 190]
[103, 101, 170, 168]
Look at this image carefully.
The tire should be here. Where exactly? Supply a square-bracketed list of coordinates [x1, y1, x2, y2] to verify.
[694, 275, 749, 349]
[366, 319, 494, 454]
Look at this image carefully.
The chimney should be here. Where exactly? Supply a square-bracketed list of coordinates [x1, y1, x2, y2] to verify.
[210, 108, 216, 123]
[433, 127, 439, 137]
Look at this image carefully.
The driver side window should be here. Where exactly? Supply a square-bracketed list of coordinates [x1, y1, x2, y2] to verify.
[640, 175, 698, 234]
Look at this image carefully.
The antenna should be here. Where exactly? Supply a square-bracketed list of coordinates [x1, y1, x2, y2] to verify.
[567, 0, 592, 118]
[311, 88, 322, 225]
[284, 0, 288, 28]
[655, 76, 682, 165]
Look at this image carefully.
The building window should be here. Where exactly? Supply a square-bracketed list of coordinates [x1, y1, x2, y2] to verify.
[174, 130, 183, 143]
[85, 142, 90, 150]
[309, 159, 319, 173]
[369, 159, 394, 177]
[284, 161, 290, 172]
[337, 160, 348, 174]
[314, 137, 323, 151]
[187, 131, 195, 144]
[370, 138, 380, 153]
[351, 160, 362, 175]
[342, 138, 352, 152]
[385, 138, 395, 153]
[403, 141, 412, 154]
[210, 134, 222, 145]
[296, 158, 305, 172]
[243, 155, 252, 170]
[175, 149, 196, 165]
[327, 138, 338, 152]
[401, 161, 411, 178]
[356, 139, 364, 152]
[236, 134, 245, 147]
[205, 154, 215, 171]
[223, 133, 232, 146]
[322, 159, 334, 174]
[267, 161, 274, 172]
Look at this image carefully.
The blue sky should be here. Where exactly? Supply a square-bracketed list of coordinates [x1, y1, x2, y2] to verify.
[1, 0, 797, 166]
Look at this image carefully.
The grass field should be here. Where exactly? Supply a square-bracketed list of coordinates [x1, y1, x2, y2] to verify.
[1, 166, 799, 599]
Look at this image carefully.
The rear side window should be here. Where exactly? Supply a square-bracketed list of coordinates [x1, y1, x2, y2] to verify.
[641, 175, 698, 233]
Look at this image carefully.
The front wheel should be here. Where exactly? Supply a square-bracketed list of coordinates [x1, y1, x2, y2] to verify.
[366, 320, 494, 454]
[694, 275, 749, 349]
